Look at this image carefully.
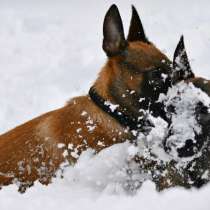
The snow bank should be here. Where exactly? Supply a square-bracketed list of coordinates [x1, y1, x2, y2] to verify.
[0, 141, 210, 210]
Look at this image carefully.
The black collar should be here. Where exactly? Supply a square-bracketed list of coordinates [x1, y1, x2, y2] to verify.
[89, 87, 149, 131]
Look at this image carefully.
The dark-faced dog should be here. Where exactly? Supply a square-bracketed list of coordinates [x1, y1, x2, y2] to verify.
[164, 36, 210, 158]
[158, 35, 210, 189]
[0, 5, 188, 192]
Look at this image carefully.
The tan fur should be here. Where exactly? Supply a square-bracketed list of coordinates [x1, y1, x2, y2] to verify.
[126, 42, 169, 70]
[0, 95, 132, 189]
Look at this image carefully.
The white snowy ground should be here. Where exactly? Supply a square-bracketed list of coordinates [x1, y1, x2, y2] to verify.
[0, 0, 210, 209]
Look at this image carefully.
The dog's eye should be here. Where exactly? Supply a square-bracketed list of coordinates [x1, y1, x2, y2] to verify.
[150, 70, 162, 79]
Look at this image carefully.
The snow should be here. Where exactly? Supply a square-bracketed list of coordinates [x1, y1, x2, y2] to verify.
[159, 81, 210, 160]
[104, 101, 120, 112]
[0, 0, 210, 210]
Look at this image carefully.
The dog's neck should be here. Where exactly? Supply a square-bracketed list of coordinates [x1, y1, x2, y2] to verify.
[89, 86, 150, 131]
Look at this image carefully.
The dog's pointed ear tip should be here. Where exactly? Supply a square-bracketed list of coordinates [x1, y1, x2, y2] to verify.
[180, 35, 184, 43]
[177, 35, 185, 47]
[131, 5, 140, 17]
[131, 5, 137, 12]
[104, 4, 121, 20]
[107, 4, 119, 12]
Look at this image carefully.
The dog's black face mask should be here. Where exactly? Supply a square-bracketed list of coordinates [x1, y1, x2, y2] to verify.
[141, 65, 173, 101]
[137, 63, 173, 121]
[140, 35, 195, 123]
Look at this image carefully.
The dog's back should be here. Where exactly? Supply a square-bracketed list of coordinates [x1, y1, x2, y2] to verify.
[0, 95, 132, 191]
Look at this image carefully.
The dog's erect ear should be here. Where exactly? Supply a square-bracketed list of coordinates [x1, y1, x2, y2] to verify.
[173, 36, 194, 79]
[103, 4, 127, 57]
[127, 5, 149, 43]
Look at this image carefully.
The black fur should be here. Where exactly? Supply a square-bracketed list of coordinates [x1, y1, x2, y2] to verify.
[172, 36, 194, 83]
[103, 4, 127, 57]
[127, 5, 150, 43]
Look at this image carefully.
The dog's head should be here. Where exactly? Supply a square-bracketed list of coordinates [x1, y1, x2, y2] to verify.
[93, 4, 194, 126]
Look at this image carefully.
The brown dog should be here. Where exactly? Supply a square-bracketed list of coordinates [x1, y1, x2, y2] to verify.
[0, 5, 187, 192]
